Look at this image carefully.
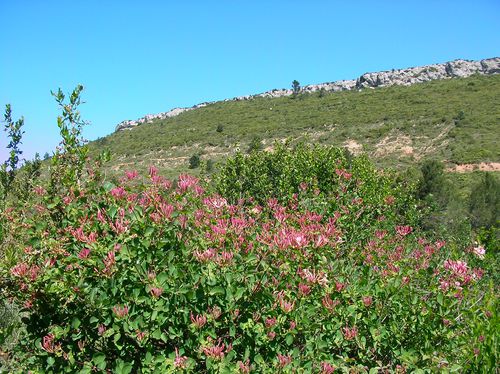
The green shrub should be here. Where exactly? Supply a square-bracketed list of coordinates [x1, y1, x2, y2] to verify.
[0, 155, 496, 371]
[189, 154, 201, 169]
[246, 137, 263, 154]
[469, 173, 500, 229]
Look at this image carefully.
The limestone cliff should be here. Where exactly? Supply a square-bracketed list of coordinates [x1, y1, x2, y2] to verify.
[115, 57, 499, 132]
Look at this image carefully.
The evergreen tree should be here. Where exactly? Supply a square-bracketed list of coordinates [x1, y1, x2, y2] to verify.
[469, 173, 500, 229]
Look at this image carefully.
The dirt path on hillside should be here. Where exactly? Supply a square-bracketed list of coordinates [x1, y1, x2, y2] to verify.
[446, 162, 500, 173]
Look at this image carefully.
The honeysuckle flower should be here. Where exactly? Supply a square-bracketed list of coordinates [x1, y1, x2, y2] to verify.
[110, 186, 127, 199]
[174, 347, 188, 368]
[202, 341, 228, 360]
[98, 324, 107, 335]
[136, 330, 146, 341]
[125, 170, 139, 180]
[321, 361, 336, 374]
[41, 333, 57, 353]
[78, 248, 91, 259]
[277, 354, 292, 368]
[265, 317, 277, 328]
[472, 245, 486, 259]
[150, 287, 163, 298]
[395, 225, 413, 236]
[238, 359, 251, 373]
[443, 259, 468, 276]
[362, 296, 373, 307]
[342, 326, 358, 340]
[298, 283, 311, 296]
[113, 305, 129, 318]
[190, 312, 207, 328]
[322, 295, 340, 311]
[10, 262, 29, 277]
[279, 299, 295, 313]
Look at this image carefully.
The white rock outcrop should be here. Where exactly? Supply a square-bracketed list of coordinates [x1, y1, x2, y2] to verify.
[115, 57, 499, 132]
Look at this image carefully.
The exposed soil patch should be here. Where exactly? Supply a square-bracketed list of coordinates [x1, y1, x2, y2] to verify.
[344, 140, 363, 155]
[447, 162, 500, 173]
[374, 134, 414, 158]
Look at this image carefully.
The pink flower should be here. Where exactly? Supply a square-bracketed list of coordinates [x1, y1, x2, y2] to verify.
[96, 208, 107, 224]
[342, 326, 358, 340]
[277, 354, 292, 368]
[193, 248, 216, 262]
[177, 174, 200, 193]
[314, 234, 329, 248]
[238, 359, 251, 373]
[298, 283, 311, 296]
[125, 170, 139, 180]
[204, 196, 228, 210]
[150, 287, 163, 298]
[78, 248, 91, 259]
[149, 165, 158, 178]
[135, 330, 146, 341]
[279, 299, 295, 313]
[158, 203, 174, 219]
[203, 341, 228, 360]
[435, 240, 446, 249]
[443, 259, 468, 276]
[10, 263, 29, 277]
[98, 324, 107, 335]
[321, 361, 336, 373]
[395, 225, 413, 236]
[33, 185, 46, 196]
[41, 333, 57, 353]
[265, 317, 277, 328]
[362, 296, 373, 307]
[292, 232, 308, 248]
[335, 281, 345, 292]
[472, 245, 486, 259]
[103, 251, 116, 274]
[113, 305, 129, 318]
[110, 186, 127, 199]
[384, 195, 395, 205]
[322, 295, 340, 311]
[190, 312, 207, 328]
[174, 347, 188, 368]
[217, 251, 234, 265]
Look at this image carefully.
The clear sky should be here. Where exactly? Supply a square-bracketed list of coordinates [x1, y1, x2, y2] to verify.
[1, 0, 499, 161]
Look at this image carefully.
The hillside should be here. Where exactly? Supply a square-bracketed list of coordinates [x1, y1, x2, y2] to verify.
[92, 73, 500, 178]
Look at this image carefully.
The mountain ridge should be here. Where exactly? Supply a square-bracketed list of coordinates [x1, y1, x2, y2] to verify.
[115, 57, 500, 132]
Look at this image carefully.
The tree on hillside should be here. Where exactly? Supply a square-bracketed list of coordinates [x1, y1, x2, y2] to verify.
[469, 173, 500, 229]
[417, 160, 449, 205]
[292, 80, 300, 96]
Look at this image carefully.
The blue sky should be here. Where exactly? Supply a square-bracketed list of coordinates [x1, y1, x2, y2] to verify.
[1, 0, 499, 160]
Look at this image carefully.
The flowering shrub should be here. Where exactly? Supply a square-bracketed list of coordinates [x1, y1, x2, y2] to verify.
[0, 149, 497, 372]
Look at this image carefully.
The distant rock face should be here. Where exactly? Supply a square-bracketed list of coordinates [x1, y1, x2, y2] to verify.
[115, 57, 500, 132]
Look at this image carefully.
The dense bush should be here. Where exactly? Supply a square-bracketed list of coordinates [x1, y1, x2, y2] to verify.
[1, 146, 497, 372]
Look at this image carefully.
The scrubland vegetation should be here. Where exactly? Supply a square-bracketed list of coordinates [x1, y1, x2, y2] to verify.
[94, 74, 500, 178]
[0, 83, 498, 372]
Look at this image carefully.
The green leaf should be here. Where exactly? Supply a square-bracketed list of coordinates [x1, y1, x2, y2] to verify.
[93, 353, 106, 369]
[71, 317, 81, 329]
[437, 293, 444, 306]
[210, 286, 225, 296]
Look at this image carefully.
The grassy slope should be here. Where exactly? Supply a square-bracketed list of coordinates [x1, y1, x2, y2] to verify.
[91, 74, 500, 178]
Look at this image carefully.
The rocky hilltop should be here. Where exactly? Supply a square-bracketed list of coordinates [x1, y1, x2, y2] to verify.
[115, 57, 500, 131]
